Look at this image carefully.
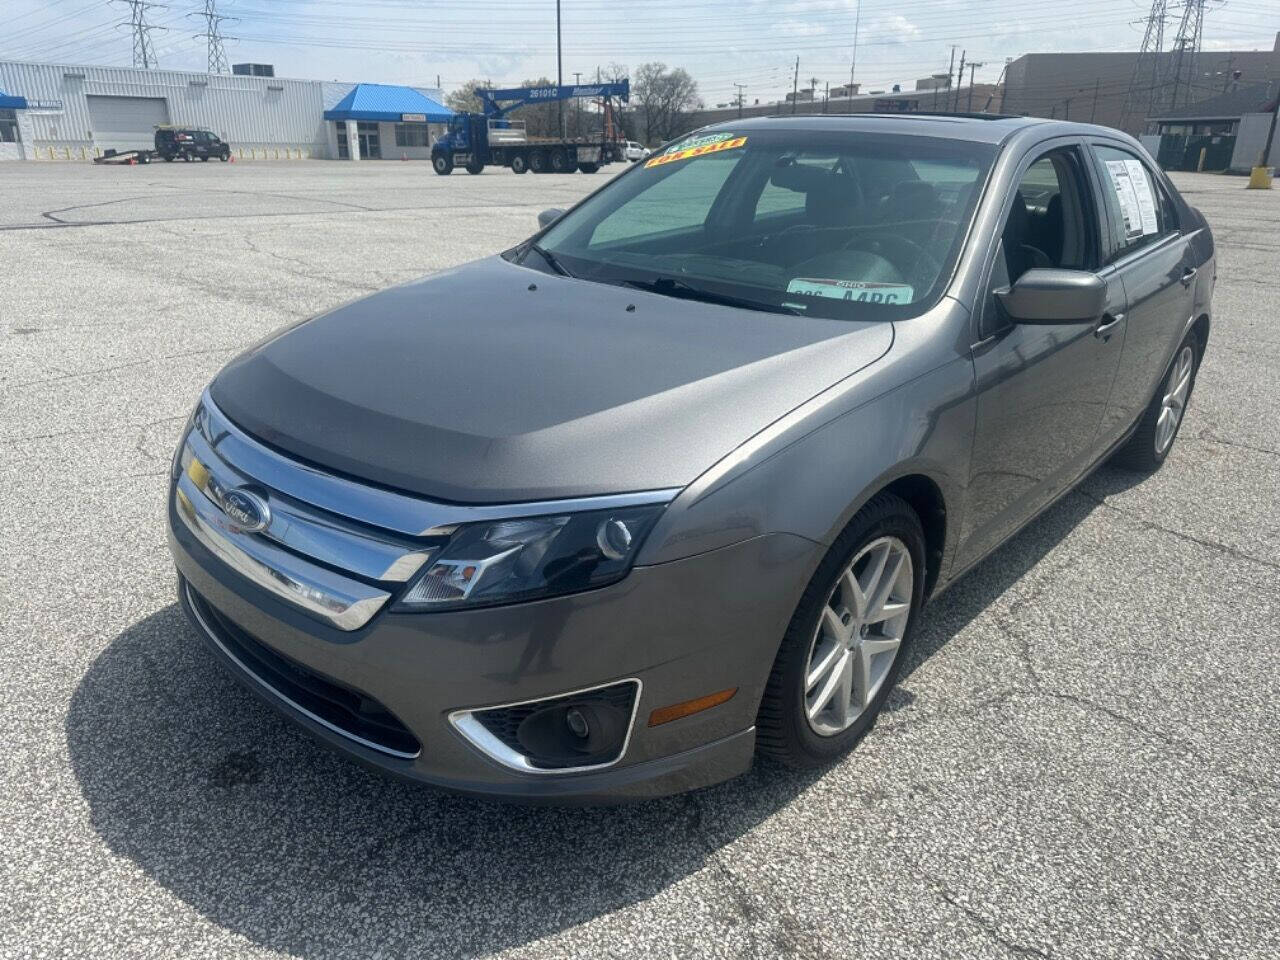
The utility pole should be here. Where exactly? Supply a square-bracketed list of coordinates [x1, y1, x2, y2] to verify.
[114, 0, 165, 70]
[1090, 77, 1101, 121]
[824, 81, 829, 113]
[809, 75, 819, 114]
[792, 57, 800, 114]
[849, 0, 861, 113]
[953, 50, 965, 112]
[733, 82, 746, 118]
[1247, 79, 1278, 188]
[189, 0, 235, 74]
[1062, 96, 1072, 120]
[556, 0, 564, 138]
[967, 61, 984, 111]
[573, 71, 581, 138]
[945, 46, 956, 112]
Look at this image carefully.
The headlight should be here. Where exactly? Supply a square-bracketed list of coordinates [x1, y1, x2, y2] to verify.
[396, 503, 666, 611]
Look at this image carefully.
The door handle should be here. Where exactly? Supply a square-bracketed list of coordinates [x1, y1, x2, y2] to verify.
[1095, 312, 1124, 339]
[1180, 266, 1198, 287]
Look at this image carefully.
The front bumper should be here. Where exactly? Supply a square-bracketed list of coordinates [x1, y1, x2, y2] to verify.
[168, 494, 819, 801]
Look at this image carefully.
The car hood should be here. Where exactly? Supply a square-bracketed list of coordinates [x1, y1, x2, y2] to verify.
[211, 256, 893, 504]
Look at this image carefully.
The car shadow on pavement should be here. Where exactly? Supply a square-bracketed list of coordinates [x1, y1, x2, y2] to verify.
[66, 481, 1105, 959]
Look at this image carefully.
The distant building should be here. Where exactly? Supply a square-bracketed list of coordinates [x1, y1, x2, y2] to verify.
[1002, 35, 1280, 133]
[1144, 81, 1280, 172]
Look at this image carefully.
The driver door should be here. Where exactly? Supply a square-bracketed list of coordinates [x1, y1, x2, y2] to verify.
[955, 140, 1126, 570]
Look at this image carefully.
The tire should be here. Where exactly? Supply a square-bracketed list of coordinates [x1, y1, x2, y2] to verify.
[200, 154, 210, 162]
[432, 154, 453, 175]
[510, 154, 528, 174]
[549, 149, 569, 173]
[163, 155, 174, 162]
[529, 151, 548, 174]
[578, 162, 599, 174]
[220, 150, 230, 162]
[1112, 331, 1200, 472]
[757, 493, 926, 769]
[465, 161, 484, 175]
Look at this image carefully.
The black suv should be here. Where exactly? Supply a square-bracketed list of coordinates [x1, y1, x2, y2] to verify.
[155, 127, 231, 162]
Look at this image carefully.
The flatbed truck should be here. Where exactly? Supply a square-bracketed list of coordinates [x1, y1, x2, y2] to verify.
[431, 81, 629, 175]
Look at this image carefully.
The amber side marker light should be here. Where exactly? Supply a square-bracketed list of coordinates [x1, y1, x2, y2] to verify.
[647, 688, 737, 727]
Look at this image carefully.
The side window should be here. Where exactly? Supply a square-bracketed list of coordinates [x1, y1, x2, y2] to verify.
[1091, 144, 1173, 260]
[981, 146, 1096, 337]
[589, 152, 743, 247]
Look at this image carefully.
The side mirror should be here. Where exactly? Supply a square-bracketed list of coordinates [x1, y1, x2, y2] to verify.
[995, 268, 1106, 324]
[537, 208, 565, 230]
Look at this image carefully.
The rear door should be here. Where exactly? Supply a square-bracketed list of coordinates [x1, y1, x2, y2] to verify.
[1087, 141, 1196, 443]
[957, 140, 1125, 570]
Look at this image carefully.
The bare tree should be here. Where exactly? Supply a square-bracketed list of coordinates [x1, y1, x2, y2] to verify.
[632, 62, 702, 145]
[444, 80, 486, 115]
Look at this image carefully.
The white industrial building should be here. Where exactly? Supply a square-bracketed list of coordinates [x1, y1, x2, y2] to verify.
[0, 59, 453, 162]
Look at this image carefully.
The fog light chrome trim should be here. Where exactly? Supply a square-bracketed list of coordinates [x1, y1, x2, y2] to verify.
[448, 679, 642, 775]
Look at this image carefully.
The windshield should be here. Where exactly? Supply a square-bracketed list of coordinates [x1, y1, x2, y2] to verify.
[534, 127, 995, 320]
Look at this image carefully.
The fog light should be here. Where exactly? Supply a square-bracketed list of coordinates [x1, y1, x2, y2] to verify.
[565, 706, 590, 739]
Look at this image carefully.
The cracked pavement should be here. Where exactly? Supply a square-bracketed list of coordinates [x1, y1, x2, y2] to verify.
[2, 163, 1278, 960]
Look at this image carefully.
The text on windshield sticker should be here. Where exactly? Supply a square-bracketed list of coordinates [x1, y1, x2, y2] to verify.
[645, 135, 747, 168]
[786, 278, 915, 305]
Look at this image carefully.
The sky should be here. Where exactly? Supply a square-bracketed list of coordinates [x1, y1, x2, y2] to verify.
[4, 0, 1277, 107]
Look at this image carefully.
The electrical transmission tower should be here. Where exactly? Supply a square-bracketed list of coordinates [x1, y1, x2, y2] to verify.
[190, 0, 237, 74]
[1166, 0, 1212, 113]
[1121, 0, 1168, 131]
[114, 0, 166, 69]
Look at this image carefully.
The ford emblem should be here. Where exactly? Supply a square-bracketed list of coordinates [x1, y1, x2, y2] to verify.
[222, 488, 271, 533]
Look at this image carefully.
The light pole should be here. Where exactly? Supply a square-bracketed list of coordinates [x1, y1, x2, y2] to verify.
[556, 0, 564, 138]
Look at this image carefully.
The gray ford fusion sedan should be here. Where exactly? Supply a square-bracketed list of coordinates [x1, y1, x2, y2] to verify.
[168, 114, 1214, 801]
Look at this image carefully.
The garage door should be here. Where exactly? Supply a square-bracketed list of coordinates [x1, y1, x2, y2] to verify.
[87, 95, 169, 153]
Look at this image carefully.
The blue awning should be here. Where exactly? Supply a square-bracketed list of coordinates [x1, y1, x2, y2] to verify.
[0, 89, 28, 110]
[324, 84, 453, 123]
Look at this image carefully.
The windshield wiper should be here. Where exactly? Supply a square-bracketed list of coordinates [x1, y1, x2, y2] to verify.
[522, 241, 575, 278]
[611, 276, 799, 315]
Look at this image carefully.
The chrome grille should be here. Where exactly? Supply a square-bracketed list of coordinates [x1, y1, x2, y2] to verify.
[174, 393, 441, 630]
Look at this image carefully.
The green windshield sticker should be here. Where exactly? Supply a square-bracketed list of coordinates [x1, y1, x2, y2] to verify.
[786, 278, 915, 305]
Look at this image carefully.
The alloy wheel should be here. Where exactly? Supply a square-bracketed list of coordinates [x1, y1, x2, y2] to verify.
[803, 536, 913, 736]
[1156, 345, 1194, 455]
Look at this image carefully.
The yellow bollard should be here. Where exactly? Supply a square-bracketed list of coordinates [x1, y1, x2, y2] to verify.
[1196, 147, 1206, 173]
[273, 148, 279, 160]
[239, 147, 244, 160]
[1247, 166, 1274, 189]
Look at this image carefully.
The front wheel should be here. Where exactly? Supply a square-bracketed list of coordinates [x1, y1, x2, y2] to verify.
[756, 493, 925, 768]
[220, 150, 230, 162]
[510, 154, 528, 174]
[432, 154, 453, 175]
[1112, 331, 1200, 472]
[578, 162, 599, 174]
[465, 160, 484, 175]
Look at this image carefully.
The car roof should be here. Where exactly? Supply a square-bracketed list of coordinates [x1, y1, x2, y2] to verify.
[697, 113, 1113, 147]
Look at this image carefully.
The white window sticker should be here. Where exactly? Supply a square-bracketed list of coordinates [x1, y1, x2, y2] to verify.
[786, 278, 915, 305]
[1104, 158, 1159, 238]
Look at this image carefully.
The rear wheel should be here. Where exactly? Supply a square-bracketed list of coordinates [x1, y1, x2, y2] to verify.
[757, 493, 925, 768]
[510, 154, 528, 174]
[1112, 332, 1199, 472]
[200, 154, 210, 162]
[578, 162, 599, 174]
[163, 154, 174, 162]
[549, 149, 570, 173]
[432, 154, 453, 175]
[529, 150, 549, 174]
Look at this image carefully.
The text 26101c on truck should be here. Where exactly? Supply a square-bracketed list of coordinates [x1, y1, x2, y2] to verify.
[168, 114, 1213, 802]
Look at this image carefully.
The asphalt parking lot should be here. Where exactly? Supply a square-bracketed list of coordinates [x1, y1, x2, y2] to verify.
[2, 159, 1278, 960]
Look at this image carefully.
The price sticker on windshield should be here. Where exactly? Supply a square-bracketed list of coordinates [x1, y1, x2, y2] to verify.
[645, 134, 747, 168]
[786, 278, 915, 305]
